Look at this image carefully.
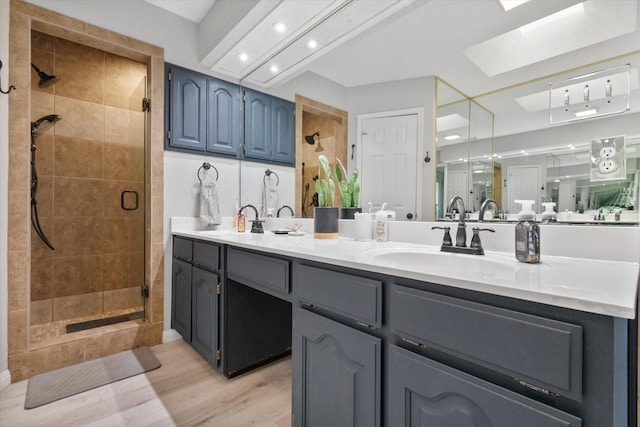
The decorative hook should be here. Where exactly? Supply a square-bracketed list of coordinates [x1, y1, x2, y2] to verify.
[0, 61, 17, 95]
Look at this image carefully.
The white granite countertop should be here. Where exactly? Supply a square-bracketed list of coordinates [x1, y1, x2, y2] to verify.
[172, 221, 639, 319]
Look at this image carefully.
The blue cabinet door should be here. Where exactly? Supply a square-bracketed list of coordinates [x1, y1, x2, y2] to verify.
[243, 88, 271, 161]
[171, 258, 192, 341]
[206, 78, 240, 156]
[191, 267, 219, 366]
[169, 66, 206, 151]
[271, 97, 295, 164]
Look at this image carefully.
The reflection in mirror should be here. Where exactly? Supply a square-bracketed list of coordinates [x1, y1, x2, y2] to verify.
[472, 53, 639, 224]
[436, 79, 495, 219]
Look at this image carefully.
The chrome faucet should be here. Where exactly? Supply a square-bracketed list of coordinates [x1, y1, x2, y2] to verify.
[479, 198, 498, 222]
[277, 205, 294, 217]
[239, 204, 264, 233]
[446, 196, 467, 247]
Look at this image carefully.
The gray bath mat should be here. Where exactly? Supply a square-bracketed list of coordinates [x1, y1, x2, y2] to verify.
[25, 346, 161, 409]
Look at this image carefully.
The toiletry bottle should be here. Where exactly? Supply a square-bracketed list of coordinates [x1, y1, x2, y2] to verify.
[237, 210, 246, 233]
[541, 202, 557, 223]
[514, 199, 540, 263]
[374, 209, 388, 242]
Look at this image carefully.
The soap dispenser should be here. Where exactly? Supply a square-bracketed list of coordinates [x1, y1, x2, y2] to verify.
[541, 202, 557, 224]
[514, 199, 540, 263]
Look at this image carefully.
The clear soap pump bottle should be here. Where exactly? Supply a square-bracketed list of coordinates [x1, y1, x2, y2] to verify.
[514, 199, 540, 263]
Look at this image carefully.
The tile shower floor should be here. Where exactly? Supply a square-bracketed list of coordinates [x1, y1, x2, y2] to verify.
[29, 307, 144, 349]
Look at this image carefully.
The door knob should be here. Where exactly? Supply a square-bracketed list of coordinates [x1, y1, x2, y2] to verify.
[406, 213, 414, 219]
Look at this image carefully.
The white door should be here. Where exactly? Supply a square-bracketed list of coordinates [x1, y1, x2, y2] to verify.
[558, 180, 576, 212]
[445, 169, 469, 212]
[507, 165, 540, 214]
[359, 112, 419, 220]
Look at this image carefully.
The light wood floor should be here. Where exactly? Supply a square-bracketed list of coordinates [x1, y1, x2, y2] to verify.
[0, 339, 292, 426]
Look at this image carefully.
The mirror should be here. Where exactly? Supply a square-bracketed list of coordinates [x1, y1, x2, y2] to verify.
[472, 53, 639, 223]
[436, 79, 495, 219]
[235, 4, 639, 225]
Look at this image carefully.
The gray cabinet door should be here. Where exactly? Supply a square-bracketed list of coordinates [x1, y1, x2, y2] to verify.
[292, 307, 381, 427]
[171, 258, 192, 341]
[168, 65, 206, 151]
[387, 344, 581, 427]
[191, 267, 219, 366]
[206, 78, 240, 156]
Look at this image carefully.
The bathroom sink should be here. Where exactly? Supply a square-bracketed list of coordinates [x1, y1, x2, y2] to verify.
[361, 247, 519, 278]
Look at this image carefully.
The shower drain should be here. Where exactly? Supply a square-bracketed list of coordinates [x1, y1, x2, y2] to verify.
[65, 311, 144, 333]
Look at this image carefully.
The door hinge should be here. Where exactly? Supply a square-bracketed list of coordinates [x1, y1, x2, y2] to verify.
[217, 283, 221, 294]
[516, 379, 560, 397]
[167, 130, 171, 140]
[168, 70, 171, 81]
[142, 97, 150, 112]
[141, 284, 149, 299]
[216, 349, 221, 361]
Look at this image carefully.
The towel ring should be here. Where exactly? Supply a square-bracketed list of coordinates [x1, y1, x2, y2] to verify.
[197, 162, 219, 183]
[264, 169, 279, 187]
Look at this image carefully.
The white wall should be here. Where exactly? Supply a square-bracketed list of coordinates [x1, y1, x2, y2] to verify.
[1, 0, 11, 390]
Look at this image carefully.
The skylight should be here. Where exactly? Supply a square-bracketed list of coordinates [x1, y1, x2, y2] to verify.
[464, 1, 637, 76]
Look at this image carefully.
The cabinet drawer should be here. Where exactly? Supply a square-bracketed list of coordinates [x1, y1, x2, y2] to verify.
[293, 264, 382, 329]
[173, 236, 193, 262]
[193, 240, 219, 272]
[389, 285, 583, 401]
[387, 345, 581, 427]
[227, 248, 289, 295]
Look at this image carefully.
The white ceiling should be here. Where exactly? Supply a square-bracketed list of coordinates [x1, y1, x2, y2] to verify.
[148, 0, 639, 97]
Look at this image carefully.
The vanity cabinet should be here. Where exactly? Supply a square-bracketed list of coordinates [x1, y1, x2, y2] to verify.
[292, 307, 381, 427]
[171, 236, 221, 367]
[165, 63, 240, 157]
[243, 88, 295, 165]
[292, 263, 382, 427]
[387, 344, 581, 426]
[223, 247, 292, 377]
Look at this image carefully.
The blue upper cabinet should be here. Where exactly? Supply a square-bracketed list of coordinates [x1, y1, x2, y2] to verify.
[243, 88, 271, 161]
[271, 97, 296, 164]
[243, 88, 295, 166]
[165, 63, 294, 165]
[206, 78, 240, 156]
[168, 65, 206, 151]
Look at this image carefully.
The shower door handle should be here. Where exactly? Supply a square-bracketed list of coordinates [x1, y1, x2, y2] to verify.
[121, 189, 139, 211]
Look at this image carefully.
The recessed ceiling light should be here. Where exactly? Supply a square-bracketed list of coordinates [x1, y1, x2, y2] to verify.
[499, 0, 530, 12]
[239, 53, 248, 62]
[444, 134, 460, 141]
[273, 22, 286, 33]
[307, 39, 318, 49]
[270, 65, 279, 73]
[574, 108, 598, 118]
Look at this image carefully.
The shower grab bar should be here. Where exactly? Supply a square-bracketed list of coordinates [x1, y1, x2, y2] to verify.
[121, 189, 139, 211]
[197, 162, 219, 183]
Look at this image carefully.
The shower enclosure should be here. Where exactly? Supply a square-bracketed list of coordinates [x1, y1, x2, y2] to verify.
[29, 30, 148, 341]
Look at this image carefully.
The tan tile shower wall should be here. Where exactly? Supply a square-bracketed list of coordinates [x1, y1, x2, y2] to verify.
[8, 0, 164, 382]
[30, 31, 146, 323]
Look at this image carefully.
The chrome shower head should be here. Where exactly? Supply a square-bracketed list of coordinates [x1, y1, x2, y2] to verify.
[31, 114, 62, 137]
[305, 131, 319, 145]
[31, 63, 59, 88]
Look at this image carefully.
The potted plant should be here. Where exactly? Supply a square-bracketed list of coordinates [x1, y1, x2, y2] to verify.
[335, 158, 361, 219]
[313, 155, 339, 239]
